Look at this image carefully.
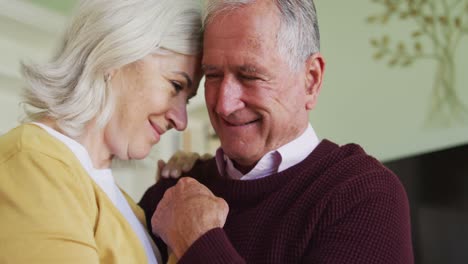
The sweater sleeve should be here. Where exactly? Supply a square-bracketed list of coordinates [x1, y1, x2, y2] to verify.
[0, 150, 99, 264]
[178, 228, 245, 264]
[303, 171, 414, 264]
[139, 178, 178, 262]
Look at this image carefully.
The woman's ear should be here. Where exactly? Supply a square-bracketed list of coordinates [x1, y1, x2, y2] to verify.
[105, 69, 119, 83]
[304, 53, 325, 110]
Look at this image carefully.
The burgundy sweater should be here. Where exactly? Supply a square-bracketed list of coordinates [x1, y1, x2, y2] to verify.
[140, 140, 414, 263]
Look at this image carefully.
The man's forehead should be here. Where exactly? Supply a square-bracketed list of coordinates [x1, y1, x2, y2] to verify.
[245, 36, 263, 50]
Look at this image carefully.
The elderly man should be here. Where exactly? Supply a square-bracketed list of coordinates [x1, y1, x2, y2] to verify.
[140, 0, 414, 263]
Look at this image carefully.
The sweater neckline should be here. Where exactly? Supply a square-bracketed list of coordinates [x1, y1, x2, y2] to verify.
[206, 139, 339, 204]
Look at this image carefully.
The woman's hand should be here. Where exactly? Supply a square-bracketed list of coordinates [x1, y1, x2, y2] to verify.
[157, 151, 213, 179]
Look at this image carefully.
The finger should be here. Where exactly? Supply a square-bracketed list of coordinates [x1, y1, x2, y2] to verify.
[171, 152, 197, 173]
[176, 177, 201, 192]
[158, 159, 166, 170]
[156, 160, 167, 181]
[169, 168, 181, 178]
[167, 151, 193, 178]
[176, 177, 195, 187]
[168, 151, 183, 164]
[181, 153, 200, 172]
[169, 152, 196, 177]
[162, 155, 179, 178]
[158, 160, 169, 179]
[176, 178, 215, 197]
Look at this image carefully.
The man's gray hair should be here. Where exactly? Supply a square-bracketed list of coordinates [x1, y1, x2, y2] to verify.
[203, 0, 320, 71]
[21, 0, 202, 138]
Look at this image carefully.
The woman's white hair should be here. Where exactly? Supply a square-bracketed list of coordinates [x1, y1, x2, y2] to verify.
[203, 0, 320, 71]
[21, 0, 202, 138]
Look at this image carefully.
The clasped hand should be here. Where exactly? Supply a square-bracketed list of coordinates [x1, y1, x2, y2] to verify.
[151, 177, 229, 259]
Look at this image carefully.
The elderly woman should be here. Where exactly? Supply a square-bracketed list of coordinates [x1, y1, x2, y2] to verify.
[0, 0, 202, 263]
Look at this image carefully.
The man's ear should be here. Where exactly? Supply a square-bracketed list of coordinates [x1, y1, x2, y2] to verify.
[304, 53, 325, 111]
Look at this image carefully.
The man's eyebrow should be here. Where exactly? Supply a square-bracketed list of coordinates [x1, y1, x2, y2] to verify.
[239, 64, 258, 73]
[201, 64, 221, 73]
[173, 71, 193, 88]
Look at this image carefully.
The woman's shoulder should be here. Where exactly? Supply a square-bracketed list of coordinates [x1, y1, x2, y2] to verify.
[0, 123, 96, 201]
[0, 124, 99, 225]
[0, 123, 76, 167]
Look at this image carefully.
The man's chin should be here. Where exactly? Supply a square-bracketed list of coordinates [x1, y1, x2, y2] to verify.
[223, 147, 260, 167]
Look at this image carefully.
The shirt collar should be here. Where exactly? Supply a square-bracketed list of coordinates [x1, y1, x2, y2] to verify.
[215, 123, 320, 180]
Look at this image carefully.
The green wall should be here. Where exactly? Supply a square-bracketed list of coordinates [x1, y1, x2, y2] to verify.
[313, 0, 468, 161]
[25, 0, 76, 15]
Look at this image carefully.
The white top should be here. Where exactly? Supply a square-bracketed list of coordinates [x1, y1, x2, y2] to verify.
[216, 123, 320, 180]
[32, 123, 161, 264]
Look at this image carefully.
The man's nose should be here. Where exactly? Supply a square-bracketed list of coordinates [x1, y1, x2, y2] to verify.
[215, 76, 244, 117]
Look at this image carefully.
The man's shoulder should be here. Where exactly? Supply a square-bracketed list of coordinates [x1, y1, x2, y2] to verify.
[317, 140, 404, 200]
[293, 141, 407, 225]
[317, 139, 385, 172]
[303, 139, 401, 195]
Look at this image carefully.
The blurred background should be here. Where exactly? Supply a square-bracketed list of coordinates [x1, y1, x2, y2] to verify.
[0, 1, 467, 263]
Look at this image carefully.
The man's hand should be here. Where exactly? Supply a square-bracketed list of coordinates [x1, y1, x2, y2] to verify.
[151, 177, 229, 258]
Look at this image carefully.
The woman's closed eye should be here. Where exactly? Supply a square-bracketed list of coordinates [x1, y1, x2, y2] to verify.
[171, 80, 184, 93]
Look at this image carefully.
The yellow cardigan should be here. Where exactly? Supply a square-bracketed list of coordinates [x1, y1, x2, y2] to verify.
[0, 124, 153, 263]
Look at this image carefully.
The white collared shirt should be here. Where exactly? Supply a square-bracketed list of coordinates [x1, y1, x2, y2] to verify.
[32, 122, 161, 264]
[215, 123, 320, 180]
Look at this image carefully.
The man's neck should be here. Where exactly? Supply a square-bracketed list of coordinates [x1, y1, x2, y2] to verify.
[232, 160, 258, 175]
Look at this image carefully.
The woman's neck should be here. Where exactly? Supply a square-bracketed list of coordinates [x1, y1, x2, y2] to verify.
[39, 118, 113, 169]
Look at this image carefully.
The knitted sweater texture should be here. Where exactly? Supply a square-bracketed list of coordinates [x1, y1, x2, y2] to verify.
[140, 140, 414, 263]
